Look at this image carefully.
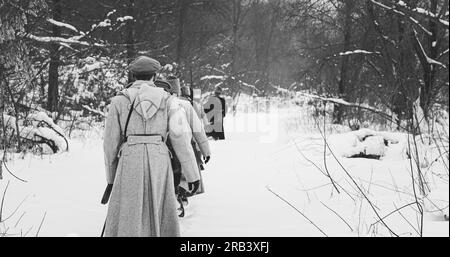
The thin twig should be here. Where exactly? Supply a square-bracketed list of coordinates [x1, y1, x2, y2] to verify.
[291, 135, 345, 197]
[2, 162, 27, 183]
[370, 202, 417, 228]
[320, 201, 354, 232]
[2, 196, 28, 222]
[0, 180, 11, 222]
[35, 211, 47, 237]
[395, 204, 421, 236]
[23, 226, 33, 237]
[314, 116, 399, 237]
[407, 133, 424, 236]
[320, 106, 340, 194]
[14, 211, 26, 228]
[267, 185, 328, 237]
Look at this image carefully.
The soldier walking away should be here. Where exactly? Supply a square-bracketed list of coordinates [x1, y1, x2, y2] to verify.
[179, 86, 211, 196]
[156, 81, 211, 217]
[204, 85, 228, 140]
[102, 56, 201, 237]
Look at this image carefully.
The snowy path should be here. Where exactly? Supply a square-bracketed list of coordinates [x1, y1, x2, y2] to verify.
[179, 121, 324, 237]
[2, 109, 448, 237]
[3, 111, 323, 237]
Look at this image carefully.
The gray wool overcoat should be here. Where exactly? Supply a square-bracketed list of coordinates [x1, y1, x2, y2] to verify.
[103, 80, 200, 237]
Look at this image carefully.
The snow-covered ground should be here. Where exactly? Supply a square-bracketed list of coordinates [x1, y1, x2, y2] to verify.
[1, 105, 448, 237]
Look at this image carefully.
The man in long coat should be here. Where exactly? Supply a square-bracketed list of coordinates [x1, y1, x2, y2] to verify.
[178, 86, 211, 197]
[155, 80, 211, 215]
[204, 86, 227, 140]
[103, 56, 201, 237]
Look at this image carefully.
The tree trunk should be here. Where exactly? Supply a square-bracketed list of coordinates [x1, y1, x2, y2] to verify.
[176, 0, 188, 64]
[262, 3, 279, 80]
[126, 0, 136, 62]
[334, 0, 354, 124]
[419, 0, 438, 120]
[0, 70, 7, 169]
[231, 0, 242, 75]
[126, 0, 136, 83]
[228, 0, 242, 96]
[407, 0, 439, 121]
[5, 81, 22, 152]
[47, 0, 62, 112]
[392, 13, 412, 124]
[254, 1, 279, 92]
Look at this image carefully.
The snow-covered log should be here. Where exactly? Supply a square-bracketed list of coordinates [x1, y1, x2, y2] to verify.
[327, 127, 448, 171]
[328, 129, 400, 159]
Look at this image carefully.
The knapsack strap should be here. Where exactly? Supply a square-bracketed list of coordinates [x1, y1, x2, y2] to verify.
[123, 99, 137, 142]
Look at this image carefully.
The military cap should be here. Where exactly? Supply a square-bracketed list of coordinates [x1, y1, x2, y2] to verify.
[128, 56, 162, 75]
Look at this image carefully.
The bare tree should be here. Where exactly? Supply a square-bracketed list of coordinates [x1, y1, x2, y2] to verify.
[47, 0, 62, 112]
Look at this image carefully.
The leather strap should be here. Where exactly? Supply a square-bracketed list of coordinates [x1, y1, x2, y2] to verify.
[123, 99, 137, 142]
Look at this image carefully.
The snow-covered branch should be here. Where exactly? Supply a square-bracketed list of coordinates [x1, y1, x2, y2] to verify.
[200, 75, 226, 81]
[200, 73, 261, 93]
[25, 34, 104, 48]
[396, 1, 449, 28]
[82, 105, 106, 118]
[370, 0, 434, 36]
[26, 34, 89, 46]
[298, 92, 398, 123]
[437, 48, 449, 61]
[47, 19, 81, 34]
[239, 80, 261, 93]
[25, 11, 131, 49]
[326, 50, 382, 60]
[411, 29, 448, 70]
[339, 50, 381, 56]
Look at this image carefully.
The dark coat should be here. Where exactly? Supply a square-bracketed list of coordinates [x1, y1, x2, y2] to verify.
[204, 95, 227, 140]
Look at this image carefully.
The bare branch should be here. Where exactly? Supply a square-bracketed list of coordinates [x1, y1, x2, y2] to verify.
[267, 186, 328, 237]
[320, 201, 354, 232]
[35, 211, 47, 237]
[0, 180, 10, 223]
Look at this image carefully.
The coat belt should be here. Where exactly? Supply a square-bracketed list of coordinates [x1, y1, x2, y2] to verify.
[126, 135, 164, 145]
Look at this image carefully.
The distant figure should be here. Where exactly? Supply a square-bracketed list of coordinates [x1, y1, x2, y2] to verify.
[181, 86, 209, 127]
[102, 56, 201, 237]
[204, 86, 227, 140]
